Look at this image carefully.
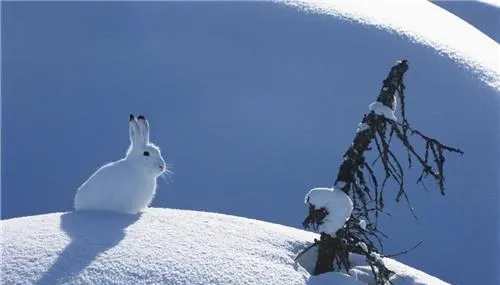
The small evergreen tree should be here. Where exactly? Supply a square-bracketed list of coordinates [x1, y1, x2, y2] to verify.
[299, 60, 463, 284]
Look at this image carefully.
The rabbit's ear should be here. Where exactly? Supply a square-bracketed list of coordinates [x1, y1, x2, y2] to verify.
[129, 114, 143, 146]
[137, 115, 150, 144]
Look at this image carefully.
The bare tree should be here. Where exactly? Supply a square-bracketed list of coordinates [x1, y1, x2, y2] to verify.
[300, 60, 463, 284]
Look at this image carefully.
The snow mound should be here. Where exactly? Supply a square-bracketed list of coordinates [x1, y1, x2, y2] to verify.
[279, 0, 500, 91]
[1, 208, 449, 285]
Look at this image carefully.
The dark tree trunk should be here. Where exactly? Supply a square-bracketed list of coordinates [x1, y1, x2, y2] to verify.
[314, 60, 409, 279]
[335, 60, 409, 193]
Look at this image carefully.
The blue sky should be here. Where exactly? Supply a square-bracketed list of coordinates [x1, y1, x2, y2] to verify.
[2, 2, 499, 285]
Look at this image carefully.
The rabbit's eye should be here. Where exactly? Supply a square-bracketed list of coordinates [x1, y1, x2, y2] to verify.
[143, 151, 150, 157]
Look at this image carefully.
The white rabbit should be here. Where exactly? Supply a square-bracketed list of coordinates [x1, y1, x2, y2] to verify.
[74, 114, 167, 214]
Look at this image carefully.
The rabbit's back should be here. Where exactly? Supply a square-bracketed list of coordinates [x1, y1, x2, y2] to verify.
[74, 160, 157, 214]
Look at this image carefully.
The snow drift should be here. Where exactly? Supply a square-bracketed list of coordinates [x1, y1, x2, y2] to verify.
[1, 208, 449, 285]
[280, 0, 500, 90]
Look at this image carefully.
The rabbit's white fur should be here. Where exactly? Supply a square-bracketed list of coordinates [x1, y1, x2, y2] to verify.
[74, 114, 167, 214]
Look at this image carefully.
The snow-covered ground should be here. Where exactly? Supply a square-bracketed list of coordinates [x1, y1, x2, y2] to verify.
[1, 208, 449, 285]
[434, 0, 500, 43]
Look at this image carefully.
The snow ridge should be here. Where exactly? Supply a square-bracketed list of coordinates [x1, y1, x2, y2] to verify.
[1, 208, 450, 285]
[279, 0, 500, 91]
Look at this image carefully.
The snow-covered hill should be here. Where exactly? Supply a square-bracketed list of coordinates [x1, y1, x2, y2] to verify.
[1, 208, 448, 285]
[281, 0, 499, 90]
[433, 0, 500, 43]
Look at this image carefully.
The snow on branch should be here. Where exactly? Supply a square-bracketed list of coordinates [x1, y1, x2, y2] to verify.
[303, 188, 353, 236]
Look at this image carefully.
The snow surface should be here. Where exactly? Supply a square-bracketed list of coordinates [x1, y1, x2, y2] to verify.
[1, 208, 449, 285]
[435, 0, 500, 43]
[304, 187, 353, 235]
[280, 0, 500, 91]
[477, 0, 500, 8]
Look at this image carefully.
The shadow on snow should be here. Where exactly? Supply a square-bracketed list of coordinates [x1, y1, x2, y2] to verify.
[36, 210, 141, 285]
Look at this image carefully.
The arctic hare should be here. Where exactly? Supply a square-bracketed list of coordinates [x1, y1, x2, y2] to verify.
[74, 114, 167, 214]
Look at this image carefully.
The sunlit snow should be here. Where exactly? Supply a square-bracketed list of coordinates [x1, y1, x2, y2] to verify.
[368, 101, 397, 121]
[304, 187, 353, 235]
[1, 208, 450, 285]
